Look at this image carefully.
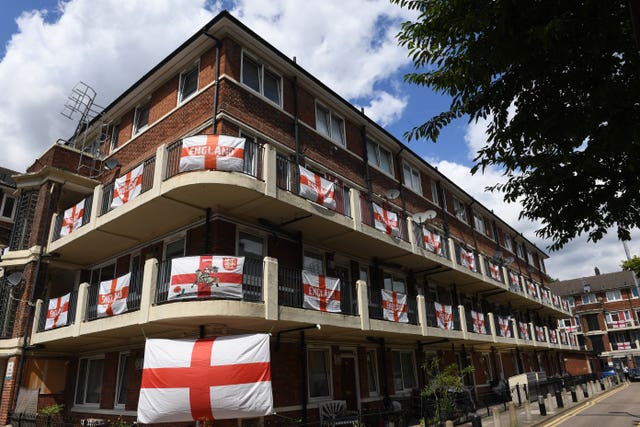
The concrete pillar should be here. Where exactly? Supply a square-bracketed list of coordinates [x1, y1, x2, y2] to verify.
[30, 299, 43, 337]
[478, 253, 487, 280]
[508, 401, 518, 427]
[459, 305, 468, 339]
[90, 183, 103, 222]
[492, 406, 502, 427]
[524, 399, 531, 420]
[357, 280, 370, 330]
[154, 142, 169, 184]
[546, 393, 554, 412]
[417, 294, 428, 336]
[488, 312, 498, 342]
[513, 319, 521, 345]
[262, 143, 277, 198]
[138, 257, 158, 324]
[72, 282, 89, 337]
[407, 217, 418, 253]
[263, 257, 279, 320]
[350, 188, 363, 233]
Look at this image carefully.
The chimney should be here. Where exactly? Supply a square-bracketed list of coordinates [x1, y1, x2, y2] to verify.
[594, 267, 601, 276]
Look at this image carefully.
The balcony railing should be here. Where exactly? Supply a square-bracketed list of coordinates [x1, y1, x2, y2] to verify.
[454, 243, 480, 274]
[0, 280, 18, 338]
[52, 195, 93, 241]
[100, 157, 156, 216]
[37, 291, 78, 332]
[368, 288, 417, 324]
[607, 319, 637, 329]
[85, 268, 143, 321]
[155, 257, 264, 304]
[611, 341, 637, 350]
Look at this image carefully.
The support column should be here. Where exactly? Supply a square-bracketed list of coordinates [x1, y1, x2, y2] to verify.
[263, 257, 279, 320]
[139, 258, 158, 324]
[357, 280, 370, 331]
[262, 144, 277, 198]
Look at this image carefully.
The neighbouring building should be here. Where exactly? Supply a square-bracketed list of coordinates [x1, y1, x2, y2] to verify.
[0, 166, 18, 252]
[550, 270, 640, 373]
[0, 11, 587, 426]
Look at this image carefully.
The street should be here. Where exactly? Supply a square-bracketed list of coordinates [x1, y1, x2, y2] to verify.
[544, 382, 640, 427]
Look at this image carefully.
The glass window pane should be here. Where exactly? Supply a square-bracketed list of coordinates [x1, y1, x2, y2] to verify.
[75, 359, 87, 404]
[166, 238, 185, 260]
[2, 196, 15, 218]
[316, 105, 331, 137]
[263, 69, 280, 104]
[379, 146, 392, 174]
[383, 274, 393, 291]
[366, 350, 378, 393]
[431, 182, 439, 205]
[116, 354, 129, 406]
[391, 352, 404, 391]
[86, 359, 104, 404]
[401, 352, 416, 389]
[308, 349, 330, 398]
[239, 233, 264, 258]
[303, 252, 323, 275]
[180, 65, 199, 101]
[134, 104, 149, 133]
[366, 140, 378, 166]
[330, 114, 345, 146]
[242, 56, 261, 93]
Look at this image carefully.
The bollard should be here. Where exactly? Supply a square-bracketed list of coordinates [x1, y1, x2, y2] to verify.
[571, 386, 578, 402]
[600, 380, 605, 391]
[445, 421, 454, 427]
[524, 398, 532, 421]
[582, 383, 589, 398]
[471, 414, 482, 427]
[509, 401, 519, 427]
[555, 389, 564, 408]
[538, 395, 547, 416]
[546, 393, 554, 412]
[492, 406, 502, 427]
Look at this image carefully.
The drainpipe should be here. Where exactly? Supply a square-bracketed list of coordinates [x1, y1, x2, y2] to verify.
[301, 330, 308, 423]
[203, 34, 222, 134]
[293, 76, 301, 167]
[395, 148, 406, 214]
[437, 181, 449, 237]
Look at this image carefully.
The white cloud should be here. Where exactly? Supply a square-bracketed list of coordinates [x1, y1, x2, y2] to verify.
[0, 0, 415, 173]
[358, 91, 408, 126]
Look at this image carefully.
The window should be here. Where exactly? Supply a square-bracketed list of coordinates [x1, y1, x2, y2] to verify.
[527, 251, 535, 266]
[0, 194, 16, 220]
[316, 103, 345, 146]
[480, 353, 493, 382]
[633, 287, 639, 298]
[580, 293, 597, 304]
[391, 350, 417, 392]
[242, 53, 281, 105]
[240, 131, 259, 176]
[114, 352, 130, 408]
[307, 348, 331, 399]
[109, 123, 120, 153]
[503, 233, 513, 252]
[90, 263, 115, 286]
[558, 319, 572, 328]
[567, 296, 575, 307]
[383, 273, 406, 294]
[606, 310, 631, 326]
[516, 243, 525, 260]
[179, 62, 199, 103]
[606, 290, 622, 302]
[473, 212, 485, 235]
[164, 237, 185, 261]
[133, 102, 150, 135]
[303, 250, 324, 275]
[75, 356, 104, 405]
[366, 139, 393, 176]
[366, 349, 379, 395]
[238, 232, 264, 260]
[431, 181, 439, 206]
[403, 163, 421, 194]
[359, 266, 369, 284]
[453, 198, 467, 223]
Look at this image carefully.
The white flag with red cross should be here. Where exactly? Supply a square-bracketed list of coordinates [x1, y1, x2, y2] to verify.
[569, 334, 577, 346]
[470, 310, 486, 334]
[302, 271, 341, 313]
[526, 281, 538, 299]
[45, 293, 71, 330]
[611, 312, 628, 328]
[498, 316, 512, 337]
[549, 329, 558, 343]
[137, 334, 273, 424]
[552, 294, 560, 307]
[372, 203, 400, 237]
[60, 199, 85, 237]
[519, 322, 530, 340]
[381, 289, 408, 323]
[536, 326, 546, 341]
[97, 273, 130, 318]
[460, 248, 476, 271]
[298, 166, 336, 210]
[617, 341, 631, 350]
[509, 271, 521, 291]
[434, 302, 453, 330]
[488, 262, 501, 281]
[179, 135, 245, 173]
[423, 229, 443, 255]
[562, 299, 569, 311]
[169, 255, 245, 300]
[560, 331, 568, 345]
[111, 163, 144, 209]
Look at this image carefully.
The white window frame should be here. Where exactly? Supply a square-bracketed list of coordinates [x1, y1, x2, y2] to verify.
[453, 197, 467, 223]
[307, 346, 332, 401]
[241, 51, 282, 107]
[402, 163, 422, 194]
[580, 293, 597, 304]
[473, 212, 485, 235]
[315, 102, 346, 147]
[74, 355, 104, 407]
[109, 123, 120, 153]
[178, 61, 200, 104]
[527, 251, 535, 266]
[606, 310, 631, 324]
[163, 234, 186, 261]
[503, 233, 513, 252]
[132, 101, 150, 136]
[430, 181, 439, 206]
[366, 138, 394, 176]
[366, 348, 380, 396]
[0, 193, 16, 220]
[516, 243, 526, 260]
[383, 272, 406, 294]
[606, 290, 623, 302]
[114, 351, 130, 409]
[391, 349, 417, 393]
[303, 249, 324, 275]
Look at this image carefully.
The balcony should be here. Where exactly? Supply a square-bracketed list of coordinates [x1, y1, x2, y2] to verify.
[27, 257, 582, 354]
[43, 138, 570, 319]
[606, 319, 639, 331]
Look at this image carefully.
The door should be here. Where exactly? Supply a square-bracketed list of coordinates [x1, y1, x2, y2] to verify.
[341, 356, 358, 410]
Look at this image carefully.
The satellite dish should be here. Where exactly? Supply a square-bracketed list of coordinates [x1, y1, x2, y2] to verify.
[384, 189, 400, 199]
[413, 210, 437, 224]
[5, 271, 23, 287]
[103, 158, 120, 171]
[504, 256, 515, 265]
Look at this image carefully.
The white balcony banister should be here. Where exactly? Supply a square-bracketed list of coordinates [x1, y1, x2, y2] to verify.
[263, 144, 277, 198]
[417, 293, 427, 336]
[73, 283, 89, 337]
[357, 280, 370, 331]
[350, 189, 362, 232]
[488, 312, 497, 342]
[263, 256, 278, 320]
[139, 257, 158, 324]
[459, 305, 468, 339]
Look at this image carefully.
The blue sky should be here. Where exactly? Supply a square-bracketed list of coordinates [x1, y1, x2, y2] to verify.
[0, 0, 637, 280]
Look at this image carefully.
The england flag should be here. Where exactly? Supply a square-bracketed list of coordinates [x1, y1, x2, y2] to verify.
[434, 302, 454, 330]
[498, 316, 512, 338]
[179, 135, 245, 173]
[460, 248, 476, 271]
[60, 199, 85, 237]
[423, 229, 443, 255]
[97, 273, 130, 318]
[45, 293, 71, 330]
[298, 166, 336, 210]
[381, 289, 408, 323]
[372, 203, 400, 237]
[169, 255, 244, 300]
[111, 164, 144, 208]
[302, 271, 341, 313]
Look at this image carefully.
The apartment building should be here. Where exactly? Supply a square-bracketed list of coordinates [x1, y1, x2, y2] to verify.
[0, 11, 585, 425]
[0, 167, 18, 252]
[550, 270, 640, 372]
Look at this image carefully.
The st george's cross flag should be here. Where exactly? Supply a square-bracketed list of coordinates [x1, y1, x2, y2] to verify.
[562, 299, 569, 311]
[298, 166, 336, 210]
[60, 199, 85, 237]
[434, 302, 454, 330]
[302, 271, 341, 313]
[569, 334, 577, 346]
[526, 281, 538, 299]
[381, 289, 408, 323]
[372, 203, 400, 237]
[498, 316, 512, 337]
[508, 271, 521, 292]
[45, 293, 71, 330]
[179, 135, 245, 173]
[488, 262, 501, 281]
[97, 272, 130, 318]
[611, 312, 628, 328]
[617, 341, 631, 350]
[536, 326, 546, 341]
[519, 322, 530, 340]
[111, 163, 144, 209]
[552, 294, 560, 307]
[169, 256, 245, 300]
[470, 310, 486, 334]
[549, 330, 558, 343]
[460, 248, 476, 271]
[560, 331, 568, 345]
[423, 229, 443, 255]
[137, 334, 273, 424]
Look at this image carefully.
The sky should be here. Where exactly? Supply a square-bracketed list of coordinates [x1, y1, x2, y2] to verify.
[0, 0, 637, 280]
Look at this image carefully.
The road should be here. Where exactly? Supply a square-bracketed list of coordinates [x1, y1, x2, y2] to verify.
[543, 382, 640, 427]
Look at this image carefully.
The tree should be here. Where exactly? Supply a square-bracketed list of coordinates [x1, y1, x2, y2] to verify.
[391, 0, 640, 250]
[622, 256, 640, 277]
[422, 358, 474, 425]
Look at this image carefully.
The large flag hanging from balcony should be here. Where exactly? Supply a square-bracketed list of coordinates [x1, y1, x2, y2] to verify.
[560, 332, 568, 345]
[498, 316, 512, 338]
[460, 248, 475, 271]
[569, 334, 577, 346]
[508, 271, 521, 291]
[298, 166, 336, 210]
[422, 229, 443, 256]
[549, 330, 558, 343]
[180, 135, 245, 172]
[97, 272, 130, 318]
[169, 255, 245, 300]
[381, 289, 408, 323]
[372, 203, 400, 238]
[470, 310, 486, 334]
[434, 302, 453, 330]
[526, 281, 538, 299]
[617, 341, 631, 350]
[536, 326, 546, 341]
[611, 312, 628, 328]
[45, 292, 71, 330]
[302, 271, 341, 313]
[518, 322, 530, 340]
[562, 299, 569, 311]
[60, 199, 85, 237]
[111, 163, 144, 209]
[488, 262, 501, 281]
[552, 294, 560, 307]
[138, 334, 272, 424]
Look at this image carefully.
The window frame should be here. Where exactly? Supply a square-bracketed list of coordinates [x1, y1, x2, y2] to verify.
[0, 193, 16, 220]
[402, 162, 422, 194]
[503, 233, 513, 252]
[632, 287, 639, 299]
[430, 181, 439, 206]
[383, 272, 406, 294]
[178, 61, 200, 104]
[241, 51, 282, 107]
[109, 123, 120, 153]
[453, 197, 467, 223]
[114, 351, 130, 409]
[606, 290, 623, 302]
[303, 249, 325, 275]
[74, 355, 105, 407]
[163, 234, 186, 261]
[473, 212, 485, 235]
[366, 348, 380, 396]
[516, 243, 526, 260]
[366, 138, 394, 176]
[315, 102, 346, 147]
[580, 293, 597, 304]
[391, 349, 417, 393]
[132, 101, 150, 136]
[307, 346, 332, 401]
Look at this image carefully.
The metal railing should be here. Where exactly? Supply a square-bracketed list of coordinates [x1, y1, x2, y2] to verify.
[85, 269, 143, 321]
[37, 291, 78, 332]
[0, 279, 18, 338]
